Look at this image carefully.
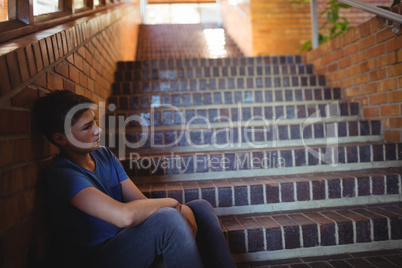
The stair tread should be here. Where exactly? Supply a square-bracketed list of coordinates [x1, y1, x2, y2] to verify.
[237, 249, 402, 267]
[219, 201, 402, 255]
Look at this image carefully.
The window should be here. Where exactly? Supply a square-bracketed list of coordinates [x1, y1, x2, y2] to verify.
[0, 0, 7, 22]
[0, 0, 116, 42]
[34, 0, 61, 16]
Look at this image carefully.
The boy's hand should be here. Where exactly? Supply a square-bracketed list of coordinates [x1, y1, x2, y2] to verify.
[179, 204, 198, 237]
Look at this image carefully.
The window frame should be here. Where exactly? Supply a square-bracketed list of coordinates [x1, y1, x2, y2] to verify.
[0, 0, 114, 43]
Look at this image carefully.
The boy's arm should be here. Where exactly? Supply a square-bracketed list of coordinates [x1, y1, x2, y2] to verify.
[120, 178, 148, 202]
[71, 187, 179, 228]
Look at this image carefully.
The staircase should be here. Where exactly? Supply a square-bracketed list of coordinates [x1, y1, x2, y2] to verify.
[107, 31, 402, 264]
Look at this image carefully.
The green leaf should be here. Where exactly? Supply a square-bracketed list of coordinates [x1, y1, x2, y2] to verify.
[391, 0, 401, 7]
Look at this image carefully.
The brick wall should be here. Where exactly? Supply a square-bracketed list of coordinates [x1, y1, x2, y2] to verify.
[221, 0, 253, 56]
[221, 0, 391, 56]
[306, 5, 402, 142]
[0, 3, 140, 267]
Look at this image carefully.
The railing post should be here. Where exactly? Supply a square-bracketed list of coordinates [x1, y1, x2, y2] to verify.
[310, 0, 319, 49]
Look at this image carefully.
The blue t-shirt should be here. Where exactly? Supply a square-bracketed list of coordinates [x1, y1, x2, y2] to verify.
[47, 146, 129, 261]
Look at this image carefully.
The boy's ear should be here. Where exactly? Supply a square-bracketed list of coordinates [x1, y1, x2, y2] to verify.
[52, 132, 68, 146]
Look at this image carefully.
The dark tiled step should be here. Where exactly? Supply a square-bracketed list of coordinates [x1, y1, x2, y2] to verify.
[106, 102, 360, 127]
[117, 55, 304, 70]
[136, 168, 402, 212]
[111, 74, 327, 92]
[109, 87, 342, 109]
[110, 120, 382, 152]
[237, 249, 402, 268]
[114, 64, 315, 82]
[220, 202, 402, 255]
[118, 142, 402, 181]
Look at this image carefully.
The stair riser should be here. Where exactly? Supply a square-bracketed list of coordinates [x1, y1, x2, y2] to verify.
[114, 64, 315, 82]
[117, 55, 304, 70]
[232, 241, 402, 263]
[106, 102, 360, 128]
[111, 75, 327, 92]
[221, 204, 402, 256]
[110, 88, 341, 109]
[137, 174, 402, 214]
[120, 144, 402, 180]
[105, 120, 381, 152]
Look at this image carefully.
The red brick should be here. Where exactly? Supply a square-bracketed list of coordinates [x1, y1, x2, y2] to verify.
[344, 87, 361, 98]
[363, 107, 379, 117]
[345, 65, 359, 77]
[390, 117, 402, 128]
[74, 53, 84, 71]
[32, 42, 44, 72]
[360, 59, 376, 72]
[389, 89, 402, 102]
[0, 55, 12, 96]
[378, 52, 397, 67]
[368, 43, 386, 59]
[39, 39, 50, 68]
[46, 37, 55, 64]
[352, 96, 368, 106]
[340, 78, 352, 88]
[331, 49, 344, 61]
[47, 72, 63, 90]
[369, 68, 387, 82]
[388, 62, 402, 77]
[25, 45, 37, 77]
[6, 52, 22, 89]
[34, 73, 47, 87]
[386, 35, 402, 52]
[0, 167, 25, 198]
[379, 78, 398, 92]
[376, 28, 395, 43]
[359, 35, 375, 50]
[0, 109, 30, 135]
[61, 31, 68, 55]
[51, 35, 60, 60]
[339, 57, 351, 69]
[362, 83, 377, 94]
[327, 63, 338, 72]
[384, 130, 401, 142]
[19, 188, 38, 218]
[352, 51, 367, 64]
[380, 104, 400, 116]
[5, 217, 34, 259]
[369, 92, 388, 105]
[54, 61, 69, 77]
[16, 48, 30, 82]
[353, 74, 368, 85]
[69, 65, 80, 83]
[0, 196, 20, 233]
[344, 43, 359, 56]
[11, 86, 38, 108]
[79, 72, 88, 88]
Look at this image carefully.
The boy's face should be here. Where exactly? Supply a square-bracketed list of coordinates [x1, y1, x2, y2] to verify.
[67, 109, 102, 152]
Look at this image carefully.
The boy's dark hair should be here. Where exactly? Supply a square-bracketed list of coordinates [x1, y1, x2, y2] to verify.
[33, 90, 95, 145]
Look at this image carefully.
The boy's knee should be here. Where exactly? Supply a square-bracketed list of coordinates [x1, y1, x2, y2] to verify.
[186, 199, 214, 215]
[153, 207, 187, 228]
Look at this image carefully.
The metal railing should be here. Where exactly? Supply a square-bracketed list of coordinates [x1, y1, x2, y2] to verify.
[310, 0, 402, 49]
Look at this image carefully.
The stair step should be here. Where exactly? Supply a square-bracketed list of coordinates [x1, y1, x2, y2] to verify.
[114, 64, 316, 82]
[109, 120, 382, 154]
[237, 249, 402, 268]
[106, 102, 361, 128]
[111, 74, 327, 92]
[136, 167, 402, 215]
[109, 87, 342, 109]
[220, 202, 402, 262]
[118, 142, 402, 182]
[118, 55, 304, 70]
